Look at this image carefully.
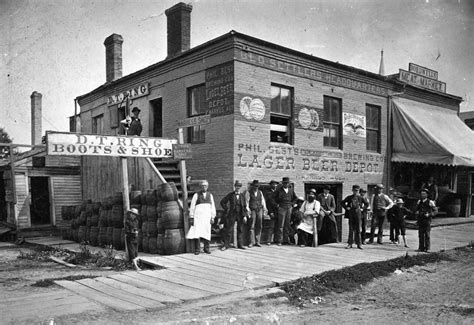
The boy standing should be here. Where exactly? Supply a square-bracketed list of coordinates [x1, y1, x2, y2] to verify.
[415, 189, 437, 252]
[124, 208, 141, 270]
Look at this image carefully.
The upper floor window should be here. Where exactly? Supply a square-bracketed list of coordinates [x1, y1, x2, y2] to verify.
[187, 84, 206, 143]
[270, 85, 293, 144]
[323, 96, 342, 149]
[92, 114, 104, 134]
[366, 104, 381, 152]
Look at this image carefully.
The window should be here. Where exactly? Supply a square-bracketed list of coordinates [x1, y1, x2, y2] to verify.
[270, 85, 293, 144]
[366, 104, 380, 152]
[92, 114, 104, 134]
[187, 84, 207, 143]
[323, 96, 342, 148]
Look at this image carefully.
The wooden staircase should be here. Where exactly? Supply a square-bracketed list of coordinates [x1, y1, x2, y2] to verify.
[151, 159, 194, 202]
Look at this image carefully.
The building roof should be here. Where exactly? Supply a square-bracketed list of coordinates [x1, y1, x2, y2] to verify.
[76, 30, 463, 103]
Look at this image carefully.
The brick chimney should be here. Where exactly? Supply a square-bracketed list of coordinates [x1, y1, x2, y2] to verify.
[104, 33, 124, 82]
[165, 2, 192, 59]
[30, 91, 42, 146]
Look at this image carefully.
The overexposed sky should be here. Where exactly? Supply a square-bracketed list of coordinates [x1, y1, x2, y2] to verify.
[1, 0, 473, 144]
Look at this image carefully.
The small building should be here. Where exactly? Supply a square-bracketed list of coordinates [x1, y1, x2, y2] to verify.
[75, 2, 474, 217]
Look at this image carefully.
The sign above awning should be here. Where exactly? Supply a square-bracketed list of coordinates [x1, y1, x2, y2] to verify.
[391, 98, 474, 166]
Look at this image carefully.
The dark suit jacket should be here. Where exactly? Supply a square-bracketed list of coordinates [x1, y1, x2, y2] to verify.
[220, 191, 246, 219]
[317, 193, 336, 214]
[263, 188, 278, 215]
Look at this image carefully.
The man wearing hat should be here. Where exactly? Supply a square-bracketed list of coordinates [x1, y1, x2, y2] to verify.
[263, 180, 279, 245]
[297, 189, 321, 247]
[341, 185, 367, 249]
[274, 177, 297, 245]
[368, 184, 394, 244]
[388, 198, 411, 247]
[245, 180, 268, 247]
[220, 180, 247, 250]
[289, 196, 305, 244]
[127, 107, 143, 136]
[415, 189, 437, 252]
[317, 185, 338, 245]
[124, 208, 141, 270]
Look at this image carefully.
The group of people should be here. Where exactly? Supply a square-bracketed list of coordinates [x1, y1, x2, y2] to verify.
[185, 177, 339, 254]
[342, 184, 437, 252]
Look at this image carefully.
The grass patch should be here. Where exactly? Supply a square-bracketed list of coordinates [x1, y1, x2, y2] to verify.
[282, 250, 457, 305]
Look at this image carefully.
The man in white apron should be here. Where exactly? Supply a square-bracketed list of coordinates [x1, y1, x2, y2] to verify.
[186, 180, 216, 254]
[297, 189, 321, 246]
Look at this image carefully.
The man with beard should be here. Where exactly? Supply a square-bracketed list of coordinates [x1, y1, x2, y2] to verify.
[263, 180, 279, 245]
[297, 189, 321, 247]
[274, 177, 297, 245]
[220, 180, 247, 250]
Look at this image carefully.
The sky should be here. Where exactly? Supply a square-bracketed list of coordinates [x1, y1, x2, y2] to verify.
[1, 0, 473, 145]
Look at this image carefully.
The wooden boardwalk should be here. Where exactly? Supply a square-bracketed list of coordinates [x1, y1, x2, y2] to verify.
[53, 223, 474, 312]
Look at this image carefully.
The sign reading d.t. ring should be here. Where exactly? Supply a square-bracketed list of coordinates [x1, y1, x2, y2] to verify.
[107, 83, 149, 106]
[47, 132, 177, 158]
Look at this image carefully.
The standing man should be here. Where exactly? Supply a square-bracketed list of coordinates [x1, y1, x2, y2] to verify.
[368, 184, 394, 245]
[421, 176, 438, 203]
[415, 189, 437, 252]
[126, 107, 143, 136]
[186, 180, 216, 255]
[360, 188, 371, 244]
[389, 198, 411, 247]
[263, 180, 279, 245]
[317, 185, 338, 245]
[245, 180, 267, 248]
[341, 185, 366, 249]
[297, 189, 321, 247]
[220, 180, 247, 250]
[124, 208, 141, 270]
[274, 177, 297, 246]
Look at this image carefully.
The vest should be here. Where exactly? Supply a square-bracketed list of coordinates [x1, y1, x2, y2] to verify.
[249, 190, 263, 210]
[373, 194, 386, 210]
[196, 191, 212, 205]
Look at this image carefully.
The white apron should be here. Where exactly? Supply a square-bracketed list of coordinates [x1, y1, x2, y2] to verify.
[297, 200, 320, 234]
[186, 203, 212, 241]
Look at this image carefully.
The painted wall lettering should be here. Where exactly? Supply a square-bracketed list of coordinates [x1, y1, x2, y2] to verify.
[205, 62, 234, 117]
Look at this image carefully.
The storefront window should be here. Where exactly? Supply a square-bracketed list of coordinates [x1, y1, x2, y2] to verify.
[92, 114, 104, 134]
[187, 84, 206, 143]
[323, 96, 342, 149]
[270, 85, 293, 144]
[366, 104, 380, 152]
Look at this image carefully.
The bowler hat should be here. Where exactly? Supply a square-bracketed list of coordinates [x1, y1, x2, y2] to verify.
[323, 185, 331, 190]
[376, 184, 384, 189]
[128, 208, 139, 215]
[352, 184, 361, 190]
[234, 180, 242, 187]
[360, 188, 367, 193]
[282, 177, 290, 183]
[396, 198, 404, 204]
[132, 107, 141, 113]
[269, 180, 279, 185]
[420, 188, 429, 193]
[251, 180, 259, 187]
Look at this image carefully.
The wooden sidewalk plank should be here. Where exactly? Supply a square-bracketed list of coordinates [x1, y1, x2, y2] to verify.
[122, 272, 210, 299]
[55, 280, 139, 311]
[77, 278, 157, 309]
[95, 277, 166, 307]
[108, 274, 183, 303]
[139, 269, 234, 294]
[1, 292, 93, 311]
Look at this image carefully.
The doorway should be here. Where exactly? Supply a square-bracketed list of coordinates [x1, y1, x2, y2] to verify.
[150, 98, 163, 137]
[29, 177, 51, 225]
[303, 183, 343, 213]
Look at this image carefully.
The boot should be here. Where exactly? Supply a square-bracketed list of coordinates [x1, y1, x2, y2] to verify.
[396, 235, 400, 246]
[403, 235, 408, 248]
[194, 239, 201, 255]
[203, 239, 211, 254]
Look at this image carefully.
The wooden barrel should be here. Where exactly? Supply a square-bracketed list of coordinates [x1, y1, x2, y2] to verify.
[163, 229, 185, 255]
[61, 228, 71, 240]
[147, 205, 158, 222]
[160, 201, 183, 229]
[111, 205, 124, 228]
[72, 228, 79, 242]
[140, 192, 147, 205]
[140, 204, 148, 221]
[74, 205, 83, 218]
[85, 226, 91, 243]
[90, 226, 99, 246]
[111, 192, 123, 205]
[98, 227, 108, 246]
[158, 183, 178, 202]
[149, 235, 159, 254]
[61, 206, 69, 221]
[147, 221, 158, 237]
[78, 225, 87, 243]
[446, 198, 461, 218]
[91, 202, 101, 214]
[157, 233, 165, 255]
[142, 234, 150, 253]
[145, 189, 157, 206]
[106, 226, 114, 245]
[112, 227, 123, 250]
[81, 199, 91, 212]
[156, 218, 165, 234]
[130, 191, 142, 205]
[78, 211, 87, 226]
[138, 229, 143, 252]
[98, 208, 108, 228]
[89, 213, 99, 227]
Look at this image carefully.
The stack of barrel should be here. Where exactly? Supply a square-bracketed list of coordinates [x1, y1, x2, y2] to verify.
[98, 197, 111, 247]
[129, 191, 142, 252]
[110, 193, 125, 250]
[140, 189, 158, 254]
[157, 182, 185, 255]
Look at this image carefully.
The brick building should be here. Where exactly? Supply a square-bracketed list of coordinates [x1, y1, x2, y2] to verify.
[75, 2, 474, 216]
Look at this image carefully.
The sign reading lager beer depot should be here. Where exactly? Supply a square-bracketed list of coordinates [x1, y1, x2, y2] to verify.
[47, 132, 177, 158]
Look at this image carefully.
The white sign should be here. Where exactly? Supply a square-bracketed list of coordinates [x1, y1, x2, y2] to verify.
[408, 63, 438, 80]
[47, 132, 177, 158]
[343, 112, 366, 137]
[177, 114, 211, 128]
[399, 69, 446, 93]
[107, 83, 150, 106]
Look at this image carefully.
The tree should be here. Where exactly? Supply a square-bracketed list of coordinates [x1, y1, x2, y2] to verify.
[0, 127, 13, 160]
